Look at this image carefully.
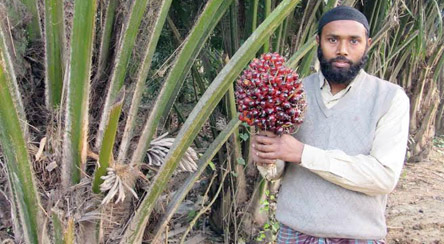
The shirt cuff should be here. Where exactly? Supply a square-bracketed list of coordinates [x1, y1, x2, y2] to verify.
[300, 144, 331, 171]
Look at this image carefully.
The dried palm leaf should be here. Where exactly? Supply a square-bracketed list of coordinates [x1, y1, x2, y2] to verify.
[146, 133, 198, 173]
[215, 117, 228, 131]
[100, 164, 139, 205]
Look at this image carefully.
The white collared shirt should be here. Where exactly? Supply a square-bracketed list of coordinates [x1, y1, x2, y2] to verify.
[319, 75, 353, 108]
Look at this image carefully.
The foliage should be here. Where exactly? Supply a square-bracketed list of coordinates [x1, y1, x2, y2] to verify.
[434, 135, 444, 148]
[256, 188, 279, 242]
[0, 0, 443, 243]
[0, 24, 44, 244]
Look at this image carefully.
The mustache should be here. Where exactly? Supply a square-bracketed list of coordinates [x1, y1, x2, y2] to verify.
[317, 46, 368, 85]
[330, 56, 353, 65]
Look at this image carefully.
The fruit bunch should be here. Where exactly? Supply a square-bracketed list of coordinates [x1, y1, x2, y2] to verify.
[235, 52, 306, 135]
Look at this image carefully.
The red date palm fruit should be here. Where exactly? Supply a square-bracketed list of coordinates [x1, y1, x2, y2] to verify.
[235, 52, 306, 135]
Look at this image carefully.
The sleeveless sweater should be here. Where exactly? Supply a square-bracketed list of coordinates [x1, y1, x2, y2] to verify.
[275, 70, 401, 239]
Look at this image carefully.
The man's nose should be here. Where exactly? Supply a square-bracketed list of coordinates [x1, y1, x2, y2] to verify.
[336, 40, 348, 56]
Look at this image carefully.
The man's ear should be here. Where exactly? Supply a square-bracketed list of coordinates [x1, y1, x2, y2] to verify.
[368, 38, 372, 47]
[316, 35, 320, 44]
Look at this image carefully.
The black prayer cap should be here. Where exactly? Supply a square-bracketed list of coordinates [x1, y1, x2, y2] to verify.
[318, 6, 370, 36]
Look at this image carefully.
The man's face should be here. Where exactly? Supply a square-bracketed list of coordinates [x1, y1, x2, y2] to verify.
[317, 20, 371, 84]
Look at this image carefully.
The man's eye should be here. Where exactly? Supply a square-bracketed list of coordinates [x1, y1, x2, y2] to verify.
[350, 39, 358, 44]
[328, 38, 337, 43]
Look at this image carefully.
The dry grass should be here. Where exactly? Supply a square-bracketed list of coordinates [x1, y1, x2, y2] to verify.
[0, 158, 14, 241]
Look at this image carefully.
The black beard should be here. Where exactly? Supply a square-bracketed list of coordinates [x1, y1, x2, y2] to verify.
[318, 46, 368, 85]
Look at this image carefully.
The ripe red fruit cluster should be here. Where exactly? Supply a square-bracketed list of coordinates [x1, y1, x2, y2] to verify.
[235, 52, 306, 135]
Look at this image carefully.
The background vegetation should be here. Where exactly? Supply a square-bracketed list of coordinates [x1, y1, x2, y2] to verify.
[0, 0, 443, 243]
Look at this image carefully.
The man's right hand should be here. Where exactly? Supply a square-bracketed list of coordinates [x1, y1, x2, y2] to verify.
[251, 130, 278, 166]
[251, 130, 304, 166]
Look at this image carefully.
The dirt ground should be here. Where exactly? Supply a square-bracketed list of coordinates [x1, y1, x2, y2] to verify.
[386, 148, 444, 244]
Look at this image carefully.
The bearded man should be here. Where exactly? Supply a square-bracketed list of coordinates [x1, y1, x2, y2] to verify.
[252, 6, 410, 243]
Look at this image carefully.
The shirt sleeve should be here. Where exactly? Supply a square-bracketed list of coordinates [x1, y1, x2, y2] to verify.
[300, 89, 410, 196]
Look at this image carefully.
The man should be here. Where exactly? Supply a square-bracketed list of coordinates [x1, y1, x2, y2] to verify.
[252, 6, 409, 243]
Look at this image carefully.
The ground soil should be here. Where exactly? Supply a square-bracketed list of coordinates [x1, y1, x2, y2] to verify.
[386, 148, 444, 244]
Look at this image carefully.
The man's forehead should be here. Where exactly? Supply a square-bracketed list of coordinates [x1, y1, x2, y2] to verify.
[321, 20, 367, 37]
